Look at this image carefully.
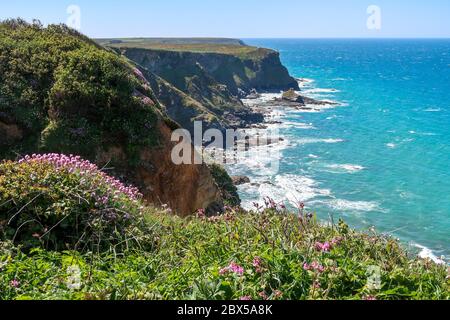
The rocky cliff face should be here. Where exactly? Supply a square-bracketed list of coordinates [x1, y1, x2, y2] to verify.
[0, 20, 223, 216]
[110, 45, 296, 133]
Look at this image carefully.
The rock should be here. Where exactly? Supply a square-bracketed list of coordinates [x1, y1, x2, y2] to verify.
[232, 176, 251, 185]
[245, 89, 261, 99]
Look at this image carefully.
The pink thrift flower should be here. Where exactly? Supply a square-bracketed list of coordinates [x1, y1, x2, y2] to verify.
[259, 292, 268, 300]
[10, 279, 20, 288]
[239, 296, 252, 301]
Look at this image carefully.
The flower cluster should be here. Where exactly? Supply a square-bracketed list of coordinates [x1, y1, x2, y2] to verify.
[252, 257, 264, 274]
[303, 261, 325, 273]
[315, 237, 343, 252]
[18, 154, 142, 201]
[10, 279, 20, 288]
[219, 262, 244, 276]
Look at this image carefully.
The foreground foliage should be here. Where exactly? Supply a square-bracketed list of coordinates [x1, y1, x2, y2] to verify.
[0, 154, 448, 300]
[1, 206, 448, 300]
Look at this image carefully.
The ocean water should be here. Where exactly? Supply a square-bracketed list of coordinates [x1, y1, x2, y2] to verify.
[234, 39, 450, 261]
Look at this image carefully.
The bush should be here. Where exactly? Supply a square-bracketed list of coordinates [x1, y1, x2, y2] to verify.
[0, 154, 154, 252]
[0, 19, 160, 161]
[208, 163, 241, 207]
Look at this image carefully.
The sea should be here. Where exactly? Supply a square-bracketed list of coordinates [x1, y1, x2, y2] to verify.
[229, 39, 450, 263]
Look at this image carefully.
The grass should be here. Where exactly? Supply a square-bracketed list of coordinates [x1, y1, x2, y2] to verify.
[1, 155, 448, 300]
[98, 38, 274, 60]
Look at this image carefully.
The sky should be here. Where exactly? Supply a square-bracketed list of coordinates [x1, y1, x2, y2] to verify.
[1, 0, 449, 38]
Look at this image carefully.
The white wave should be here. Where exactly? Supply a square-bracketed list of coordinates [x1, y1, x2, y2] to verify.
[413, 244, 446, 265]
[279, 121, 316, 130]
[297, 138, 345, 145]
[409, 130, 437, 136]
[303, 88, 340, 94]
[240, 174, 331, 211]
[325, 199, 382, 212]
[386, 143, 397, 149]
[326, 164, 366, 173]
[424, 108, 441, 112]
[308, 154, 320, 159]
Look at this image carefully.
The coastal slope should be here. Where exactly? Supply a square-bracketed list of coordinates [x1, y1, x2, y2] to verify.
[99, 38, 298, 133]
[0, 20, 226, 215]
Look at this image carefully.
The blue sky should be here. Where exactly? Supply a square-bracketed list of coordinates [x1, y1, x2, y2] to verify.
[1, 0, 449, 38]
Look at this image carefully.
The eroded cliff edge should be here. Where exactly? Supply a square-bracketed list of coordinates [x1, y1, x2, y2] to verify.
[100, 39, 299, 133]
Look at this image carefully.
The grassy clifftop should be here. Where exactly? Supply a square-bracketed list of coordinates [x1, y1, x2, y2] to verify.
[98, 38, 272, 60]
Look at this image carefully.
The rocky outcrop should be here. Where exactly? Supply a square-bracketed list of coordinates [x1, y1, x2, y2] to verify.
[231, 176, 251, 186]
[280, 89, 339, 107]
[108, 44, 298, 134]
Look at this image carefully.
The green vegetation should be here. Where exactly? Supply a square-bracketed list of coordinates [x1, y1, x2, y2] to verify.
[1, 156, 448, 300]
[97, 38, 271, 60]
[0, 19, 161, 161]
[208, 164, 241, 207]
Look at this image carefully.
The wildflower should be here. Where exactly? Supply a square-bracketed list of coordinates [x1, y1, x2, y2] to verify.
[315, 241, 332, 252]
[312, 280, 321, 289]
[309, 261, 325, 273]
[253, 257, 262, 268]
[331, 237, 343, 246]
[219, 262, 244, 276]
[363, 295, 377, 301]
[10, 279, 20, 288]
[259, 291, 268, 300]
[253, 257, 263, 273]
[229, 262, 244, 275]
[303, 263, 311, 271]
[273, 290, 283, 299]
[239, 296, 252, 301]
[197, 208, 206, 218]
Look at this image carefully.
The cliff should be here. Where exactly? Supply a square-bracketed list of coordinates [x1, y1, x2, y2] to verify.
[0, 20, 224, 215]
[99, 39, 298, 133]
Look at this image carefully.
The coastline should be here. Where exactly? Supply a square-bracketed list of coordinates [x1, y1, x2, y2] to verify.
[226, 77, 447, 265]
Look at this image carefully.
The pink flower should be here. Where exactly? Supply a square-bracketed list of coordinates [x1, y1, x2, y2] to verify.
[229, 262, 244, 275]
[363, 295, 377, 301]
[315, 241, 332, 252]
[10, 279, 20, 288]
[219, 262, 245, 276]
[253, 257, 262, 268]
[259, 292, 268, 300]
[308, 261, 325, 273]
[240, 296, 252, 301]
[313, 280, 321, 289]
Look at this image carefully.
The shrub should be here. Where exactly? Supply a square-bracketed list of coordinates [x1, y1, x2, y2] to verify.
[0, 154, 153, 252]
[208, 163, 241, 207]
[0, 19, 160, 161]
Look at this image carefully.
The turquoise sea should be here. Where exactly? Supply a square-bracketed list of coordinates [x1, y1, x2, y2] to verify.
[235, 39, 450, 261]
